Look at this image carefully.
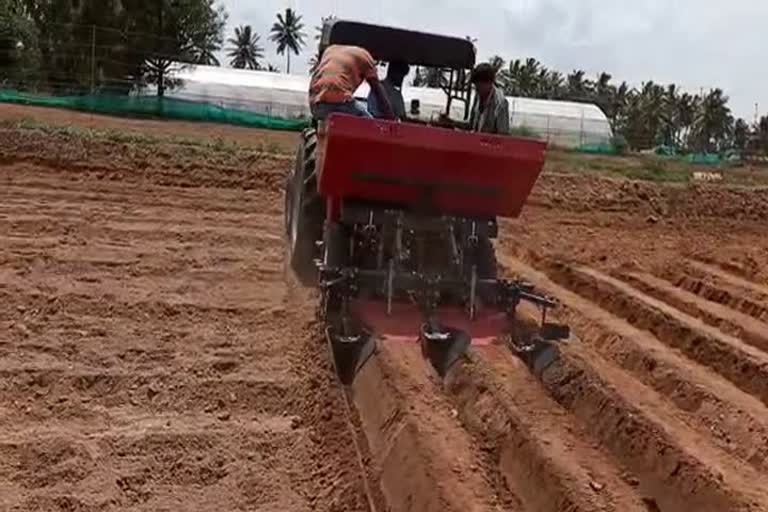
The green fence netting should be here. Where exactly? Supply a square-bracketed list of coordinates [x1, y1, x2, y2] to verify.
[0, 89, 310, 132]
[654, 145, 723, 165]
[682, 153, 722, 165]
[575, 143, 619, 155]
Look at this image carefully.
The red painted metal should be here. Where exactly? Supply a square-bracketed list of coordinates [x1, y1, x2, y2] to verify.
[316, 114, 547, 219]
[351, 300, 507, 346]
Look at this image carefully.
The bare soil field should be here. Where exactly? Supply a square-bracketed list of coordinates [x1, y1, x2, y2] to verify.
[2, 107, 768, 511]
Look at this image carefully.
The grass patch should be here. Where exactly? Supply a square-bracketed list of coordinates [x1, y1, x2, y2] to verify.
[0, 116, 289, 157]
[546, 149, 768, 186]
[617, 158, 691, 183]
[546, 149, 694, 183]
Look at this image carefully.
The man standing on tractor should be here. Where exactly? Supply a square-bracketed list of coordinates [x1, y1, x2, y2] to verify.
[367, 61, 410, 120]
[309, 45, 395, 121]
[468, 63, 510, 135]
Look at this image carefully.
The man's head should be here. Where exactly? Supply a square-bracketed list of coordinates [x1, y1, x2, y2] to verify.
[387, 61, 410, 87]
[471, 63, 496, 99]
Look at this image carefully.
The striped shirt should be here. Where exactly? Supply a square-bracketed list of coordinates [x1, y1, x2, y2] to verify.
[310, 45, 378, 105]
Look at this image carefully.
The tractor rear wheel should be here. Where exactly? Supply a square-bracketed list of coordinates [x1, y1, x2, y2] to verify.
[285, 129, 324, 287]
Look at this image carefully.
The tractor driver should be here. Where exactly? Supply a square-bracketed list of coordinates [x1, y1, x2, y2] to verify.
[309, 45, 395, 121]
[438, 63, 510, 134]
[367, 61, 410, 120]
[468, 63, 510, 135]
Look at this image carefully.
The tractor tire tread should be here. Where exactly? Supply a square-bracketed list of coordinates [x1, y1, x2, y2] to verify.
[287, 130, 324, 287]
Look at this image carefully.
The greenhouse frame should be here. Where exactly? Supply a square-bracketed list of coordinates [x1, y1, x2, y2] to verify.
[166, 64, 613, 148]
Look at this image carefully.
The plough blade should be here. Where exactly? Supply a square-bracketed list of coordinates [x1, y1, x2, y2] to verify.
[540, 322, 571, 341]
[326, 327, 377, 386]
[512, 340, 560, 376]
[420, 326, 471, 377]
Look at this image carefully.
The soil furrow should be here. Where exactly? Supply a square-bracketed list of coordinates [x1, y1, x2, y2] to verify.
[542, 262, 768, 406]
[0, 181, 272, 215]
[0, 416, 309, 510]
[0, 217, 279, 242]
[0, 156, 288, 191]
[0, 369, 296, 420]
[662, 262, 768, 322]
[539, 342, 768, 511]
[0, 287, 285, 324]
[691, 256, 768, 283]
[502, 257, 768, 473]
[623, 271, 768, 353]
[0, 270, 284, 311]
[445, 345, 650, 512]
[1, 256, 281, 282]
[686, 260, 768, 298]
[352, 339, 512, 512]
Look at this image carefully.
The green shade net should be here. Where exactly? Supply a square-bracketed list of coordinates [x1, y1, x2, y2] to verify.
[0, 89, 310, 132]
[654, 145, 723, 165]
[575, 143, 619, 154]
[682, 153, 722, 165]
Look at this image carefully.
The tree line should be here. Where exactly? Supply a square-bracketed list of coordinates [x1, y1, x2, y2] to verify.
[415, 56, 764, 153]
[0, 0, 307, 94]
[2, 1, 766, 153]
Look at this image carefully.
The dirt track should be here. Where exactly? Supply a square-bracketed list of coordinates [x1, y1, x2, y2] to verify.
[3, 107, 768, 511]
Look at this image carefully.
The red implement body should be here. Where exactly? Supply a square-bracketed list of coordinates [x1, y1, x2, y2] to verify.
[316, 115, 547, 218]
[286, 19, 568, 384]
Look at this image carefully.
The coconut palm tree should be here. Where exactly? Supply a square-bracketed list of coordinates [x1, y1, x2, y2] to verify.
[192, 39, 221, 66]
[757, 116, 768, 153]
[593, 72, 613, 116]
[733, 118, 749, 150]
[658, 83, 679, 146]
[639, 81, 666, 147]
[609, 81, 630, 130]
[519, 58, 542, 96]
[504, 58, 542, 96]
[412, 67, 447, 89]
[692, 88, 733, 151]
[542, 70, 565, 100]
[489, 55, 506, 73]
[566, 70, 590, 101]
[419, 51, 741, 152]
[269, 8, 307, 73]
[227, 25, 264, 70]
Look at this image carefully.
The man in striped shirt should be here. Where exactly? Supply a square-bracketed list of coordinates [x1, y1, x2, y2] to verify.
[309, 45, 394, 121]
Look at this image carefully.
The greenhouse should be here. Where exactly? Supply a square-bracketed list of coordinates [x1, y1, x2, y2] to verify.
[167, 64, 613, 147]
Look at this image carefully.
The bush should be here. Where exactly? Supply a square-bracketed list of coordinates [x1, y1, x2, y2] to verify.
[0, 5, 41, 88]
[611, 134, 628, 155]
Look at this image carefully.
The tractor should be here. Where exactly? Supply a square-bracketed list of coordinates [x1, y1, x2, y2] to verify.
[285, 20, 568, 384]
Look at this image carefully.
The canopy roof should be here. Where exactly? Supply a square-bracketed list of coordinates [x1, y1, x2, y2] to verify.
[321, 19, 476, 69]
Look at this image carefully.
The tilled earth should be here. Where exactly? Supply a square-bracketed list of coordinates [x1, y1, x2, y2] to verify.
[2, 110, 768, 512]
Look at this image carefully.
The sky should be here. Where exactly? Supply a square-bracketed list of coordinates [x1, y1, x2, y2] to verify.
[220, 0, 766, 120]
